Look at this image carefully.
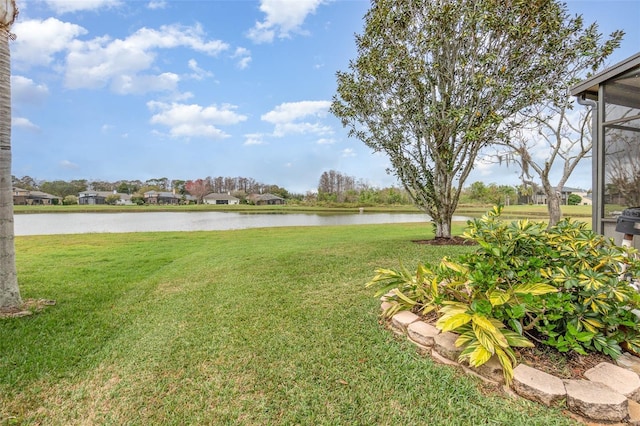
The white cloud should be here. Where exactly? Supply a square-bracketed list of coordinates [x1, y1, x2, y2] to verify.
[237, 56, 252, 70]
[43, 0, 121, 14]
[11, 76, 49, 105]
[244, 133, 266, 146]
[262, 100, 330, 123]
[316, 138, 335, 145]
[232, 47, 252, 69]
[473, 156, 497, 176]
[247, 0, 326, 43]
[13, 18, 87, 68]
[272, 122, 332, 137]
[187, 59, 213, 80]
[59, 159, 80, 169]
[64, 23, 228, 94]
[171, 91, 195, 102]
[262, 100, 332, 137]
[101, 124, 113, 133]
[341, 148, 355, 158]
[147, 0, 167, 10]
[111, 72, 180, 95]
[147, 101, 247, 139]
[12, 117, 39, 131]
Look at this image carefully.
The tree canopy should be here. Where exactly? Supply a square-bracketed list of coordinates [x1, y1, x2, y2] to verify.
[496, 23, 622, 226]
[331, 0, 603, 238]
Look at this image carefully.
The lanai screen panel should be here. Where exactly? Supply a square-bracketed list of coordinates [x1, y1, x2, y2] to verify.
[603, 69, 640, 216]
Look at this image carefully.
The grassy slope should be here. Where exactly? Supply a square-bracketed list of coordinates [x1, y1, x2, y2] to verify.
[1, 223, 576, 425]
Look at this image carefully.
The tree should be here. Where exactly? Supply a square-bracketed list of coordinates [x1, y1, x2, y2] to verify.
[116, 180, 141, 194]
[318, 170, 356, 202]
[185, 179, 211, 204]
[63, 195, 78, 205]
[517, 184, 534, 205]
[90, 180, 114, 191]
[568, 194, 582, 206]
[12, 175, 37, 190]
[40, 179, 87, 198]
[467, 181, 488, 204]
[0, 0, 20, 309]
[171, 179, 186, 195]
[331, 0, 600, 239]
[105, 194, 120, 205]
[146, 177, 169, 191]
[497, 24, 622, 226]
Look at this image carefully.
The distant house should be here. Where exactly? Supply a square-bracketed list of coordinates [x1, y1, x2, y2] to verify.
[79, 191, 132, 205]
[143, 190, 196, 205]
[12, 187, 29, 205]
[12, 187, 61, 205]
[144, 190, 181, 205]
[572, 192, 592, 206]
[532, 187, 585, 205]
[203, 193, 240, 205]
[247, 193, 286, 205]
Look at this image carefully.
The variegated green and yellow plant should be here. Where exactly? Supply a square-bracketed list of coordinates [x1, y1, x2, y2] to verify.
[368, 206, 640, 384]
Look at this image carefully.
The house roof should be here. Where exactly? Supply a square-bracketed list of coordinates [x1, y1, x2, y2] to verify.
[571, 51, 640, 99]
[79, 191, 131, 199]
[28, 190, 60, 200]
[203, 193, 239, 201]
[13, 187, 59, 199]
[144, 191, 195, 201]
[144, 191, 178, 198]
[251, 193, 284, 201]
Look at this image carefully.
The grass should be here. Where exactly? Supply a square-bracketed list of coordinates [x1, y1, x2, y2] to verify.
[13, 202, 592, 219]
[1, 222, 577, 425]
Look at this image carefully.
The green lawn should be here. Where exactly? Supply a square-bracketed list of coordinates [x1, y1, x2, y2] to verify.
[1, 223, 577, 425]
[13, 202, 593, 220]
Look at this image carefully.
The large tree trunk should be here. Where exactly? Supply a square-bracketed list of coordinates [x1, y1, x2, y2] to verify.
[434, 216, 451, 239]
[546, 188, 562, 228]
[0, 30, 21, 309]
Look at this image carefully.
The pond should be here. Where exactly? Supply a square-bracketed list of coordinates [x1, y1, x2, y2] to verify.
[13, 211, 472, 236]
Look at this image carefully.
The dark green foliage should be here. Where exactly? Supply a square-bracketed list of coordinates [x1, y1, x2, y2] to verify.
[567, 194, 582, 205]
[371, 206, 640, 371]
[332, 0, 601, 238]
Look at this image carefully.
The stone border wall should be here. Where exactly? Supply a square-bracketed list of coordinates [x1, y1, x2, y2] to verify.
[383, 301, 640, 424]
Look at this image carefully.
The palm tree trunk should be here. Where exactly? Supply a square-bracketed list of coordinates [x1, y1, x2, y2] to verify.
[0, 29, 21, 309]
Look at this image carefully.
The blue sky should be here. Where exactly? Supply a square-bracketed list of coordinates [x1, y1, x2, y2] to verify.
[10, 0, 640, 194]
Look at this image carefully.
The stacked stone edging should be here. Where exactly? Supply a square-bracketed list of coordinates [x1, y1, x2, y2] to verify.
[384, 305, 640, 424]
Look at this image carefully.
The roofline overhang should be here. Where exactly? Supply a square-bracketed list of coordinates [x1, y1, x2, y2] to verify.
[570, 51, 640, 98]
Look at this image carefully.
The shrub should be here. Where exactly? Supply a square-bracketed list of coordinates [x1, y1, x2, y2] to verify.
[368, 206, 640, 383]
[105, 194, 120, 205]
[568, 193, 582, 205]
[63, 195, 78, 205]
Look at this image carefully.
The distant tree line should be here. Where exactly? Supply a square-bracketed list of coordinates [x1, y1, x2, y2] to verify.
[12, 173, 585, 208]
[460, 181, 517, 206]
[315, 170, 411, 205]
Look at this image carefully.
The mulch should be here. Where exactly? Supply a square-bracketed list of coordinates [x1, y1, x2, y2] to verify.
[416, 310, 615, 380]
[515, 344, 613, 379]
[412, 236, 477, 245]
[0, 298, 56, 319]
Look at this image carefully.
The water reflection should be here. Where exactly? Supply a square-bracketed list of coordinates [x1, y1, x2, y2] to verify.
[13, 211, 472, 236]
